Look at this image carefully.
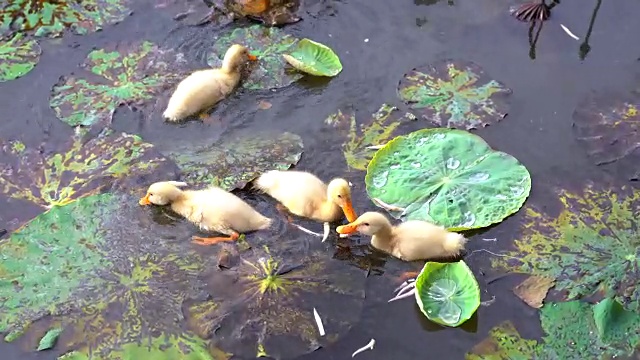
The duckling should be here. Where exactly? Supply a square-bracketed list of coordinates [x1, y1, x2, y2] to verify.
[254, 170, 358, 223]
[336, 212, 467, 262]
[139, 181, 271, 245]
[163, 44, 258, 122]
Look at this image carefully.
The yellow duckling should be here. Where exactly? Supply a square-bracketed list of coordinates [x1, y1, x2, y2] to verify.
[336, 212, 467, 262]
[139, 181, 272, 245]
[163, 44, 258, 122]
[254, 170, 358, 223]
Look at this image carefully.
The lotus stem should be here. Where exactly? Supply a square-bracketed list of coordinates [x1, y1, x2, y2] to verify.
[352, 339, 375, 357]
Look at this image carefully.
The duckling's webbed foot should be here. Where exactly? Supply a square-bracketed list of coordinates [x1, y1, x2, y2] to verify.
[275, 203, 295, 223]
[192, 232, 240, 245]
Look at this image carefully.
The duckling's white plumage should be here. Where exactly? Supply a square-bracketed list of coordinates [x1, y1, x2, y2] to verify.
[163, 44, 256, 122]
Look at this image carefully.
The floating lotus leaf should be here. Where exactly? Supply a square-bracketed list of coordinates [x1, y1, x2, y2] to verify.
[365, 128, 531, 230]
[572, 91, 640, 180]
[325, 104, 417, 171]
[36, 327, 63, 351]
[184, 243, 365, 359]
[397, 60, 511, 129]
[0, 192, 228, 358]
[283, 38, 342, 77]
[50, 41, 188, 127]
[0, 33, 41, 82]
[0, 0, 131, 38]
[414, 261, 480, 327]
[465, 321, 540, 360]
[512, 275, 555, 309]
[0, 130, 174, 209]
[207, 24, 302, 90]
[491, 183, 640, 310]
[160, 132, 303, 190]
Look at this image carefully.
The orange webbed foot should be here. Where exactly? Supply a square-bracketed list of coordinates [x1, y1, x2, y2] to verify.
[275, 203, 295, 223]
[192, 232, 240, 245]
[396, 271, 420, 283]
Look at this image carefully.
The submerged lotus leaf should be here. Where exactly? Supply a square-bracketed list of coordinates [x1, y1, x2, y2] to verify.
[365, 128, 531, 230]
[0, 0, 131, 38]
[0, 130, 173, 208]
[325, 104, 417, 171]
[50, 41, 188, 127]
[185, 243, 365, 359]
[283, 38, 342, 77]
[414, 261, 480, 327]
[572, 91, 640, 180]
[465, 321, 540, 360]
[397, 60, 511, 129]
[0, 192, 221, 358]
[0, 33, 41, 82]
[207, 24, 302, 90]
[491, 183, 640, 310]
[161, 132, 303, 190]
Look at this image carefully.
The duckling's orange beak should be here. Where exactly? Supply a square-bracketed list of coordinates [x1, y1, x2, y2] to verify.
[139, 194, 151, 206]
[336, 221, 359, 235]
[247, 53, 258, 61]
[341, 199, 358, 223]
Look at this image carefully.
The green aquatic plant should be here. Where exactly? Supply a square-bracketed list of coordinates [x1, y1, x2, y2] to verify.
[0, 33, 41, 82]
[414, 261, 480, 327]
[185, 245, 365, 360]
[0, 130, 172, 208]
[50, 41, 188, 127]
[325, 104, 417, 171]
[0, 0, 131, 38]
[283, 38, 342, 77]
[207, 24, 302, 90]
[397, 60, 511, 129]
[365, 128, 531, 230]
[573, 91, 640, 180]
[491, 183, 640, 310]
[465, 321, 540, 360]
[161, 132, 303, 190]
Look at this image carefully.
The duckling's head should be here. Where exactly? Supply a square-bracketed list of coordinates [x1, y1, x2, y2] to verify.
[139, 181, 188, 206]
[336, 211, 392, 236]
[327, 178, 357, 222]
[221, 44, 258, 73]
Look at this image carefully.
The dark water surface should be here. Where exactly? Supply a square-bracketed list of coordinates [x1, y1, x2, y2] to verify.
[2, 0, 640, 359]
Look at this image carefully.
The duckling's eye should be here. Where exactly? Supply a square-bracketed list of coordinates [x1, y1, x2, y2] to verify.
[337, 194, 342, 198]
[363, 222, 370, 226]
[148, 193, 154, 196]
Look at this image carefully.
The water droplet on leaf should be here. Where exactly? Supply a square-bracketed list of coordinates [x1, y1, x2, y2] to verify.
[446, 158, 461, 169]
[372, 171, 389, 188]
[468, 172, 489, 183]
[461, 212, 476, 227]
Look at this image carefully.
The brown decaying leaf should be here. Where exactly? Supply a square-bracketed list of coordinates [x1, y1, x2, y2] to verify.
[257, 100, 272, 110]
[513, 275, 555, 308]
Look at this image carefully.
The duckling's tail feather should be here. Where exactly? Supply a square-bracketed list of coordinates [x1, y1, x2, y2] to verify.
[254, 170, 280, 193]
[443, 232, 467, 256]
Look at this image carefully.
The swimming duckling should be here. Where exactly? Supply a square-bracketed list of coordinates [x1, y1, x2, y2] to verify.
[163, 44, 257, 122]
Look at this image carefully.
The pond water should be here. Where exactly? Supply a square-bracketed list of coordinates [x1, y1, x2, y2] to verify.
[1, 0, 640, 359]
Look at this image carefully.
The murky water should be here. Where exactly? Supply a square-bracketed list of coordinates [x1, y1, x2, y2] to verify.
[2, 0, 640, 359]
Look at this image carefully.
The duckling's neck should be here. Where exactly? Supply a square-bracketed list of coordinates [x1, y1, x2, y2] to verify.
[370, 225, 395, 253]
[318, 200, 343, 222]
[167, 192, 191, 218]
[221, 57, 241, 74]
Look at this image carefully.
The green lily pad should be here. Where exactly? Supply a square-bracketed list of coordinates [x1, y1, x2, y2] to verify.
[0, 0, 131, 38]
[36, 327, 63, 351]
[365, 128, 531, 230]
[282, 38, 342, 77]
[160, 132, 303, 190]
[325, 104, 417, 171]
[414, 261, 480, 327]
[0, 129, 175, 209]
[572, 91, 640, 180]
[185, 244, 365, 359]
[465, 321, 540, 360]
[397, 60, 511, 129]
[50, 41, 188, 127]
[491, 183, 640, 309]
[207, 24, 302, 90]
[0, 33, 41, 82]
[0, 192, 226, 358]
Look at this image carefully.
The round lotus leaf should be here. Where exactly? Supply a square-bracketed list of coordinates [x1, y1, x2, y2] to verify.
[573, 91, 640, 181]
[185, 242, 365, 359]
[0, 192, 228, 358]
[160, 132, 303, 190]
[365, 128, 531, 230]
[0, 129, 177, 209]
[491, 183, 640, 311]
[0, 0, 131, 38]
[0, 33, 41, 82]
[283, 38, 342, 77]
[397, 60, 511, 130]
[207, 24, 303, 90]
[50, 41, 189, 127]
[414, 261, 480, 327]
